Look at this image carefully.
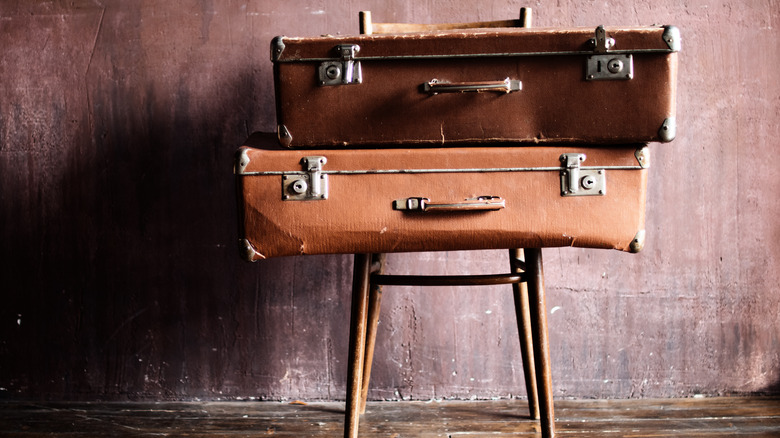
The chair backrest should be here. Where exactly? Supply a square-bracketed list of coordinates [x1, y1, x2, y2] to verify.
[359, 8, 531, 35]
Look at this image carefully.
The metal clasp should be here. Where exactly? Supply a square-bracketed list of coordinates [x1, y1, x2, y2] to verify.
[590, 25, 615, 53]
[560, 153, 606, 197]
[319, 44, 362, 86]
[282, 156, 328, 201]
[586, 25, 633, 81]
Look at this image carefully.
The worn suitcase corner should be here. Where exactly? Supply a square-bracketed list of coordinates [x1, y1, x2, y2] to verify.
[239, 238, 266, 262]
[277, 124, 293, 147]
[662, 25, 681, 52]
[234, 146, 252, 175]
[272, 26, 681, 147]
[635, 146, 650, 168]
[271, 36, 286, 61]
[236, 145, 648, 257]
[629, 230, 646, 253]
[658, 118, 676, 142]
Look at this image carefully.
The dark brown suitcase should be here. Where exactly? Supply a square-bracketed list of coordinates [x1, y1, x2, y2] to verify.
[235, 134, 649, 260]
[272, 25, 679, 148]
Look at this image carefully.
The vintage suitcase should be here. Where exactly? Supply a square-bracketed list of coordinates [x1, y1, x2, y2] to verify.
[235, 134, 649, 260]
[271, 25, 679, 148]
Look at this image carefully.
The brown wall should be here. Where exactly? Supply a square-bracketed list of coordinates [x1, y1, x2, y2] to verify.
[1, 0, 778, 401]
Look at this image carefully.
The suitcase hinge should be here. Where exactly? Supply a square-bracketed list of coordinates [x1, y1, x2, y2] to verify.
[282, 156, 329, 201]
[319, 44, 363, 86]
[586, 25, 633, 81]
[560, 153, 606, 197]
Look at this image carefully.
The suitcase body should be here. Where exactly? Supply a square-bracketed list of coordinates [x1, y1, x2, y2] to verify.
[235, 134, 649, 260]
[272, 25, 679, 148]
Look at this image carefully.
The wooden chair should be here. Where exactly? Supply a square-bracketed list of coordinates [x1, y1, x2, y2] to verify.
[344, 8, 556, 438]
[359, 9, 532, 35]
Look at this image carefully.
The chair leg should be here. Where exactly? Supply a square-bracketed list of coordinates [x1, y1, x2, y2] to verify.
[524, 248, 555, 438]
[360, 254, 386, 414]
[345, 253, 372, 438]
[509, 249, 540, 420]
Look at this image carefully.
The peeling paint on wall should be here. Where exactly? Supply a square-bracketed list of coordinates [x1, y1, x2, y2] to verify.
[0, 1, 778, 401]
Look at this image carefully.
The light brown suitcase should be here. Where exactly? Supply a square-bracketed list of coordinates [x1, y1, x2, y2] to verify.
[272, 25, 679, 148]
[235, 134, 649, 260]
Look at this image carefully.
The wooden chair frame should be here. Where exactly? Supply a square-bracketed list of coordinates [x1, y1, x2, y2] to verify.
[343, 8, 555, 438]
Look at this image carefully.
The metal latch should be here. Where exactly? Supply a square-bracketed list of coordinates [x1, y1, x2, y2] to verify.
[586, 25, 633, 81]
[282, 156, 328, 201]
[560, 153, 606, 196]
[319, 44, 362, 86]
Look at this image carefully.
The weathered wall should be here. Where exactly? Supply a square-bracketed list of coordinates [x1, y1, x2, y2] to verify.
[1, 0, 778, 401]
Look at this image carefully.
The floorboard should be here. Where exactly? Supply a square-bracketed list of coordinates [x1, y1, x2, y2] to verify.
[0, 397, 778, 437]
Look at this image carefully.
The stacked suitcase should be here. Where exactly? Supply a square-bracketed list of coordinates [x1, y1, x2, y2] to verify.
[235, 15, 679, 438]
[236, 24, 680, 260]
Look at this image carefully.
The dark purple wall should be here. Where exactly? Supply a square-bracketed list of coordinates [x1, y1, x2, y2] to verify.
[1, 1, 778, 401]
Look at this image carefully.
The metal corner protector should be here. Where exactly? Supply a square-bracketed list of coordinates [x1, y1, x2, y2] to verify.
[658, 117, 676, 142]
[271, 36, 286, 61]
[662, 26, 681, 52]
[240, 238, 265, 262]
[277, 124, 292, 147]
[629, 229, 646, 253]
[635, 146, 650, 169]
[235, 147, 251, 175]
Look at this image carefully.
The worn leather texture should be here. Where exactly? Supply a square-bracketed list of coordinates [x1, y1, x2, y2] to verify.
[273, 26, 678, 148]
[235, 134, 648, 260]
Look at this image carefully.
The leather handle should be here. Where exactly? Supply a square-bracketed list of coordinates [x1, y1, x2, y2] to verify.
[393, 196, 505, 212]
[423, 78, 522, 94]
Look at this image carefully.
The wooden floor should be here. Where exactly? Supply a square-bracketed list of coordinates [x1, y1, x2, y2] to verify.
[1, 397, 778, 437]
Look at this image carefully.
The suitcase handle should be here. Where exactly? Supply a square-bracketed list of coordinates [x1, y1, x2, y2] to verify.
[423, 78, 522, 94]
[393, 196, 505, 212]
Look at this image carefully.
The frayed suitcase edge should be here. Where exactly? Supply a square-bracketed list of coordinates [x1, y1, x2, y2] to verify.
[238, 235, 642, 258]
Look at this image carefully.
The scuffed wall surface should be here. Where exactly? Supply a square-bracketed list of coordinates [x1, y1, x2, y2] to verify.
[0, 0, 778, 401]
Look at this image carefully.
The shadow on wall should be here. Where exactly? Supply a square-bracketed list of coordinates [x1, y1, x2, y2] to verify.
[764, 380, 780, 396]
[0, 4, 353, 401]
